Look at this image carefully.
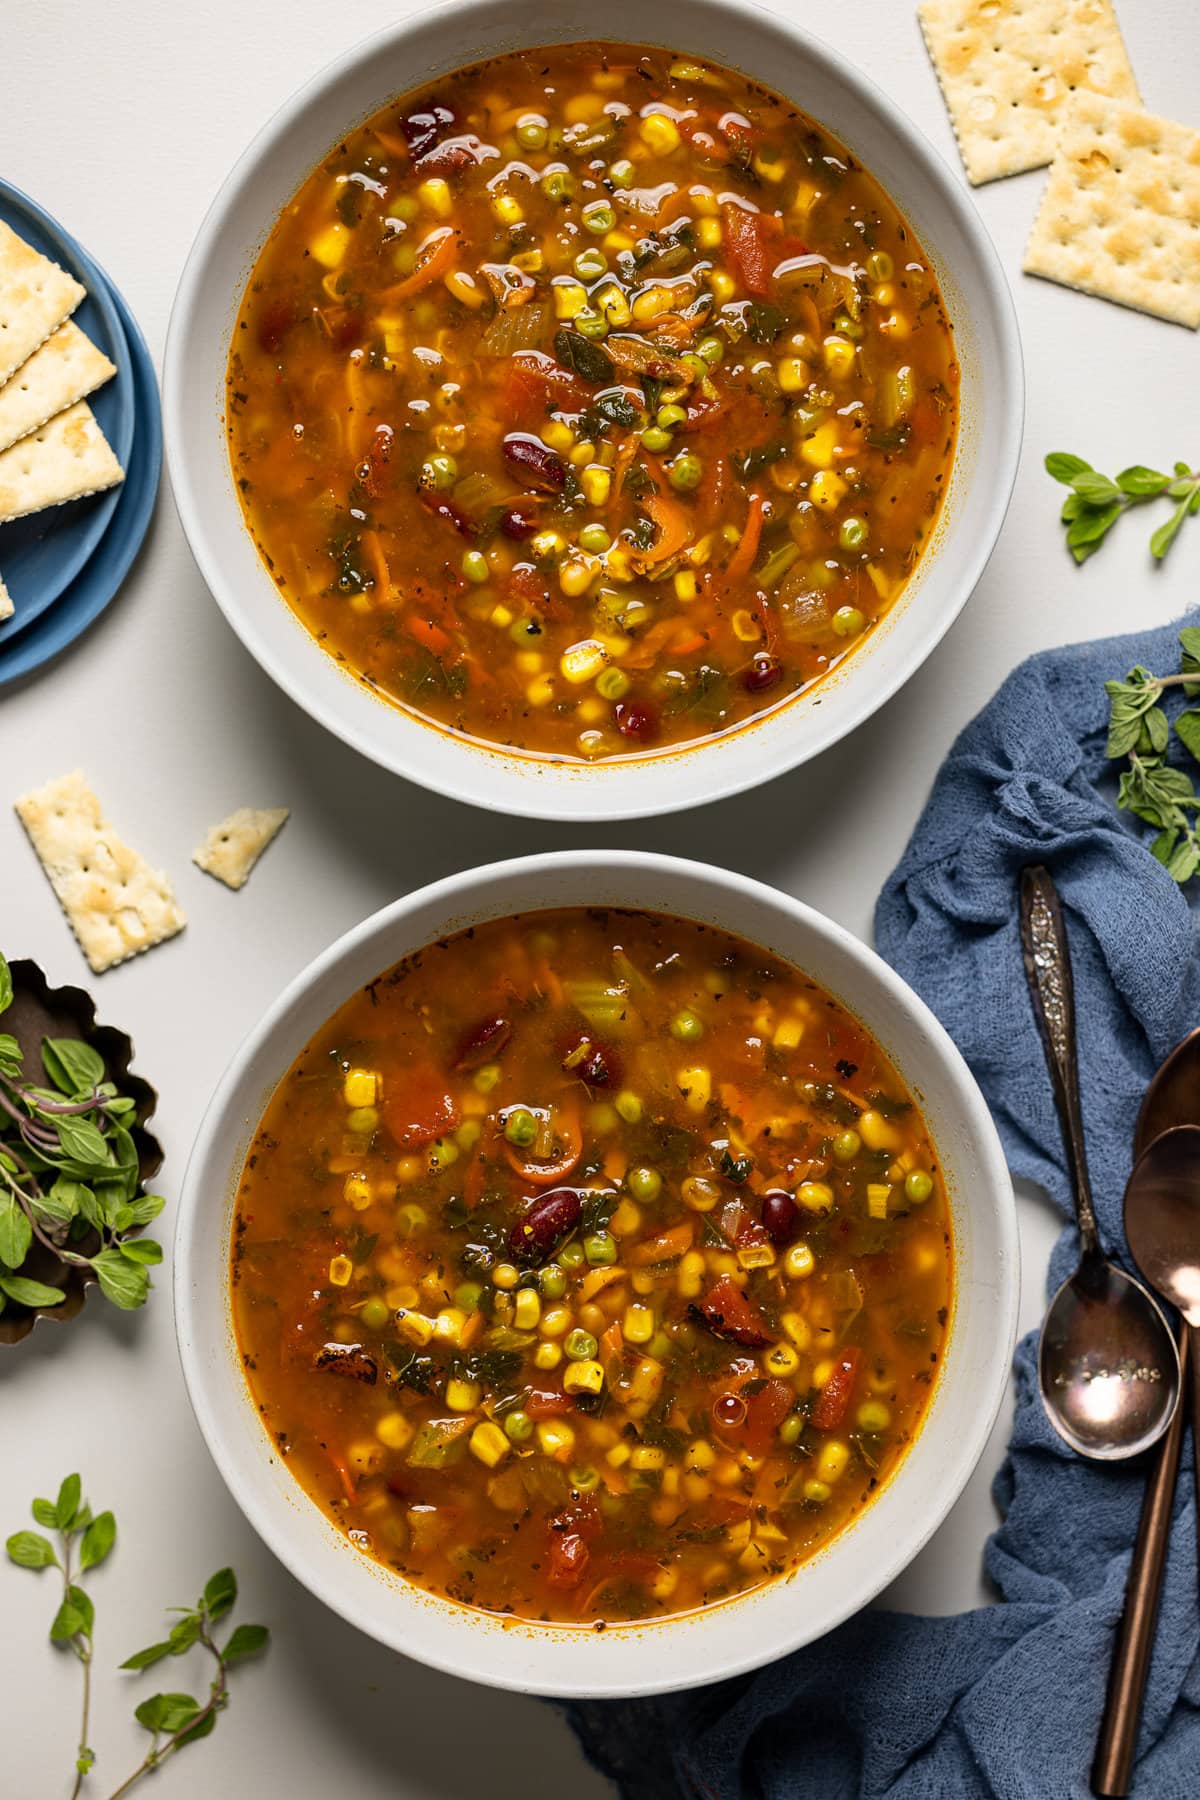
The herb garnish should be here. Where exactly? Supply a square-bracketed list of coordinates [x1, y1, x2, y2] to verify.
[1103, 628, 1200, 883]
[6, 1475, 268, 1797]
[1046, 452, 1200, 564]
[0, 955, 165, 1315]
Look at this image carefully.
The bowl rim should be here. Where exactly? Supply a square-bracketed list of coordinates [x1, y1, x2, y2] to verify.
[163, 0, 1024, 824]
[174, 849, 1020, 1695]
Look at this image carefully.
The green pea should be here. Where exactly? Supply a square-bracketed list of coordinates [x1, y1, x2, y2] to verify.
[905, 1169, 934, 1204]
[668, 451, 703, 492]
[503, 1409, 533, 1442]
[656, 403, 687, 429]
[866, 250, 894, 283]
[560, 1241, 586, 1270]
[626, 1165, 662, 1205]
[778, 1412, 804, 1446]
[575, 309, 609, 339]
[641, 425, 673, 453]
[569, 1465, 602, 1492]
[462, 549, 490, 584]
[516, 116, 548, 151]
[833, 1129, 861, 1165]
[539, 1264, 567, 1300]
[609, 159, 635, 189]
[574, 247, 608, 280]
[596, 666, 629, 701]
[584, 202, 615, 234]
[541, 168, 574, 202]
[583, 1231, 617, 1266]
[346, 1106, 378, 1135]
[669, 1008, 704, 1043]
[504, 1106, 538, 1148]
[360, 1295, 390, 1332]
[454, 1281, 483, 1312]
[697, 335, 725, 366]
[421, 453, 457, 491]
[565, 1328, 599, 1361]
[838, 517, 867, 552]
[614, 1088, 642, 1123]
[648, 1330, 672, 1362]
[579, 523, 612, 554]
[832, 605, 865, 639]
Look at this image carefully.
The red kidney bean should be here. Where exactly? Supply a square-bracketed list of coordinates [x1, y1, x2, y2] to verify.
[400, 102, 456, 160]
[614, 702, 660, 743]
[502, 433, 567, 491]
[509, 1187, 582, 1262]
[761, 1188, 800, 1247]
[454, 1014, 512, 1070]
[414, 136, 482, 177]
[742, 656, 783, 694]
[499, 505, 538, 540]
[561, 1034, 621, 1089]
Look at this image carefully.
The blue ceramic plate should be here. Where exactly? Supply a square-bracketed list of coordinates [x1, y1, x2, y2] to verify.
[0, 272, 160, 691]
[0, 181, 137, 640]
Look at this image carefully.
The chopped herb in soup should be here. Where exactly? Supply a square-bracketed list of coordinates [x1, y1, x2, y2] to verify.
[232, 909, 952, 1625]
[227, 43, 958, 760]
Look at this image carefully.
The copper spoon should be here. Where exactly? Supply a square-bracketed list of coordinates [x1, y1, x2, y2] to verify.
[1020, 868, 1181, 1460]
[1093, 1032, 1199, 1797]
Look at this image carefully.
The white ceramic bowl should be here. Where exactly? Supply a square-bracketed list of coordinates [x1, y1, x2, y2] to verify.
[165, 0, 1022, 823]
[176, 851, 1019, 1697]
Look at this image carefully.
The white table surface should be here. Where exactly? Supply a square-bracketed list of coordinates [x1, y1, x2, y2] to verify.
[3, 1, 1197, 1792]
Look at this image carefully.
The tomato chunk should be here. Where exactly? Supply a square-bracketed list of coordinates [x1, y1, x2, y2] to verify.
[695, 1273, 770, 1346]
[811, 1347, 861, 1431]
[741, 1377, 794, 1454]
[721, 204, 774, 296]
[382, 1072, 460, 1150]
[547, 1531, 590, 1588]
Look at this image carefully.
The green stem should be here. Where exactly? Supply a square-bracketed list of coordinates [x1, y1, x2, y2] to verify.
[102, 1627, 228, 1800]
[60, 1532, 93, 1798]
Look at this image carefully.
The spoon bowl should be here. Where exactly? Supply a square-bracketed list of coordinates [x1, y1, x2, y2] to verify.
[1040, 1254, 1181, 1460]
[1124, 1125, 1200, 1327]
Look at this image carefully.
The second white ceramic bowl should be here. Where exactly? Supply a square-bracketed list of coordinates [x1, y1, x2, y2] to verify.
[175, 851, 1019, 1697]
[165, 0, 1022, 821]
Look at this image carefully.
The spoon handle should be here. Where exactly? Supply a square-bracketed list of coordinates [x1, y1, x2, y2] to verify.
[1091, 1326, 1189, 1796]
[1019, 866, 1101, 1256]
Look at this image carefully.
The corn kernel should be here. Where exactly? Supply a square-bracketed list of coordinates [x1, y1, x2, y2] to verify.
[639, 112, 681, 155]
[879, 310, 911, 338]
[347, 1440, 384, 1476]
[708, 268, 736, 303]
[817, 1439, 850, 1484]
[490, 602, 515, 628]
[514, 1287, 542, 1330]
[799, 421, 838, 469]
[867, 1183, 891, 1220]
[512, 247, 545, 273]
[418, 178, 452, 217]
[784, 1242, 815, 1280]
[554, 278, 588, 320]
[526, 674, 556, 707]
[650, 1564, 678, 1598]
[444, 268, 485, 309]
[537, 1420, 576, 1459]
[798, 1181, 834, 1214]
[809, 469, 848, 510]
[859, 1109, 901, 1152]
[812, 1357, 835, 1389]
[777, 356, 809, 394]
[603, 229, 635, 253]
[580, 464, 612, 507]
[606, 1442, 632, 1468]
[683, 1471, 712, 1504]
[531, 529, 566, 559]
[628, 1357, 664, 1406]
[752, 150, 787, 183]
[344, 1068, 378, 1108]
[455, 1118, 482, 1151]
[560, 638, 608, 683]
[630, 1444, 666, 1472]
[609, 1198, 642, 1238]
[822, 334, 856, 378]
[673, 569, 697, 602]
[679, 1065, 711, 1112]
[724, 1518, 752, 1553]
[343, 1175, 372, 1210]
[677, 1250, 706, 1298]
[563, 1359, 605, 1395]
[310, 223, 347, 268]
[491, 192, 524, 225]
[328, 1255, 353, 1287]
[445, 1377, 481, 1413]
[395, 1308, 434, 1345]
[375, 1411, 414, 1451]
[695, 217, 722, 248]
[541, 1305, 572, 1338]
[763, 1342, 800, 1377]
[686, 1439, 716, 1471]
[534, 1341, 563, 1370]
[514, 650, 544, 675]
[624, 1303, 655, 1344]
[569, 440, 596, 468]
[737, 1241, 776, 1270]
[470, 1421, 511, 1468]
[782, 1311, 812, 1349]
[803, 1478, 831, 1504]
[559, 557, 599, 600]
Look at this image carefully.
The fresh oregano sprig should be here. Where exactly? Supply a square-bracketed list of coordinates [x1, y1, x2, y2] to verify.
[0, 953, 165, 1315]
[1104, 626, 1200, 883]
[1047, 452, 1200, 564]
[6, 1476, 268, 1798]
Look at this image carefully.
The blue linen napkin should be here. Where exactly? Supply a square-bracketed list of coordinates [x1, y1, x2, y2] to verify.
[566, 612, 1200, 1799]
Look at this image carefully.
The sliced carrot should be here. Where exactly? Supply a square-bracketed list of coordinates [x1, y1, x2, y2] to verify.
[327, 1448, 357, 1504]
[628, 1221, 695, 1266]
[383, 227, 459, 303]
[672, 630, 708, 658]
[502, 1101, 582, 1187]
[641, 490, 693, 565]
[722, 493, 765, 586]
[459, 1308, 484, 1350]
[407, 614, 452, 657]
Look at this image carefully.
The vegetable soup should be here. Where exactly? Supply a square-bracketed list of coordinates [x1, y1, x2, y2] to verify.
[232, 909, 952, 1625]
[227, 43, 958, 761]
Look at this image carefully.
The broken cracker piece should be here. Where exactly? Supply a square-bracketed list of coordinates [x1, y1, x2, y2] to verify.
[918, 0, 1139, 185]
[15, 770, 187, 973]
[0, 399, 124, 523]
[0, 220, 86, 385]
[0, 573, 11, 622]
[1024, 93, 1200, 328]
[193, 807, 290, 890]
[0, 320, 117, 454]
